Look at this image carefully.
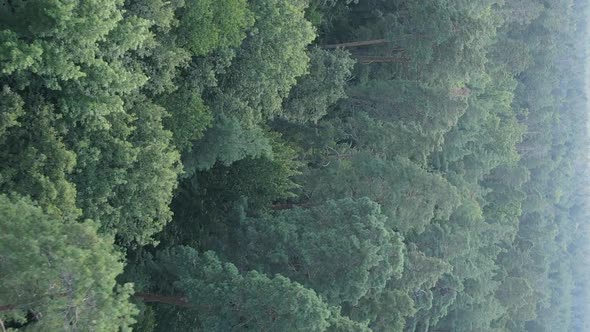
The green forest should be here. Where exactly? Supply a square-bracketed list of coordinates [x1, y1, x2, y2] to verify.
[1, 0, 590, 330]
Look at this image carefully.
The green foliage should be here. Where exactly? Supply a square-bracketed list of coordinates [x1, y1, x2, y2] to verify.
[182, 115, 272, 174]
[300, 153, 460, 234]
[140, 247, 336, 331]
[159, 87, 212, 152]
[282, 48, 355, 123]
[191, 133, 301, 210]
[0, 97, 79, 220]
[325, 311, 372, 332]
[2, 0, 589, 329]
[0, 194, 136, 330]
[217, 0, 316, 121]
[347, 288, 416, 332]
[131, 304, 157, 332]
[177, 0, 254, 56]
[0, 30, 43, 76]
[345, 80, 469, 163]
[0, 0, 185, 245]
[0, 0, 136, 88]
[232, 198, 405, 305]
[0, 87, 23, 137]
[161, 131, 301, 247]
[69, 95, 181, 246]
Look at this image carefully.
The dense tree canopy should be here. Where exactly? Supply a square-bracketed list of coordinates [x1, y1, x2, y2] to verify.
[2, 0, 590, 330]
[0, 194, 136, 330]
[229, 198, 405, 305]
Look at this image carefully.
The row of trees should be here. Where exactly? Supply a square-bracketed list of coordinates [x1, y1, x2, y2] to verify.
[1, 0, 589, 331]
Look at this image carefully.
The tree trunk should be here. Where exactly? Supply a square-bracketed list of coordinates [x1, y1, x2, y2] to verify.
[0, 305, 15, 313]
